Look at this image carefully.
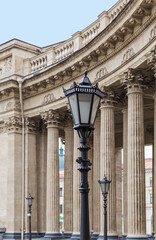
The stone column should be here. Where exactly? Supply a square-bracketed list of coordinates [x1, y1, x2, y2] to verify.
[115, 148, 122, 237]
[148, 52, 156, 236]
[98, 92, 117, 240]
[37, 123, 47, 236]
[124, 70, 146, 239]
[42, 110, 61, 239]
[5, 116, 22, 239]
[64, 120, 74, 237]
[92, 114, 100, 238]
[153, 91, 156, 236]
[123, 108, 128, 236]
[24, 118, 38, 237]
[71, 130, 80, 239]
[88, 137, 93, 233]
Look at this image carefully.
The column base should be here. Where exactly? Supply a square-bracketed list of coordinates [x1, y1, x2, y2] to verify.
[91, 234, 99, 239]
[98, 235, 118, 240]
[71, 234, 80, 239]
[62, 233, 72, 238]
[42, 233, 62, 239]
[3, 233, 21, 240]
[126, 236, 148, 240]
[24, 232, 41, 239]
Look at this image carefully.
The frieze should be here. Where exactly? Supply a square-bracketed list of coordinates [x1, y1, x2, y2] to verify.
[95, 67, 108, 80]
[42, 93, 55, 105]
[5, 101, 20, 111]
[149, 25, 156, 41]
[122, 48, 135, 63]
[0, 56, 12, 76]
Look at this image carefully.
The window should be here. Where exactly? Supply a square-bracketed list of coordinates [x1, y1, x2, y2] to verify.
[60, 187, 63, 197]
[150, 177, 152, 187]
[150, 194, 152, 204]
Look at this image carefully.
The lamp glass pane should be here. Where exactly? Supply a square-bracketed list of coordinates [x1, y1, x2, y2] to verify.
[90, 95, 100, 125]
[100, 182, 106, 195]
[78, 93, 92, 124]
[68, 94, 79, 125]
[27, 197, 33, 206]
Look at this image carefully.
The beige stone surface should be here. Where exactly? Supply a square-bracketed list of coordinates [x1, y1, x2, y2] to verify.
[64, 123, 73, 233]
[127, 81, 146, 236]
[36, 126, 47, 233]
[72, 131, 80, 234]
[100, 97, 117, 236]
[0, 0, 156, 237]
[92, 114, 100, 234]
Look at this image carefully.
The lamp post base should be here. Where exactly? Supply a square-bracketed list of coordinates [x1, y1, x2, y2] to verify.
[98, 235, 118, 240]
[71, 234, 80, 239]
[62, 233, 72, 238]
[91, 233, 99, 239]
[43, 233, 62, 239]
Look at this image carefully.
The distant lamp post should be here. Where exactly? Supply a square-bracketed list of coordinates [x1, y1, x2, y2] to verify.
[99, 175, 111, 240]
[26, 194, 34, 240]
[63, 70, 105, 240]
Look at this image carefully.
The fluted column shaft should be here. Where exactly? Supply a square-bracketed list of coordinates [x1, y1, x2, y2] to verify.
[46, 124, 59, 233]
[25, 118, 37, 233]
[37, 125, 47, 234]
[5, 117, 22, 235]
[41, 110, 60, 237]
[64, 122, 74, 235]
[123, 108, 128, 235]
[153, 91, 156, 235]
[99, 99, 117, 237]
[93, 114, 100, 236]
[72, 131, 80, 237]
[127, 84, 146, 236]
[115, 148, 122, 236]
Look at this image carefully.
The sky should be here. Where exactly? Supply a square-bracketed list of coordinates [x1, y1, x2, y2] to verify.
[0, 0, 118, 47]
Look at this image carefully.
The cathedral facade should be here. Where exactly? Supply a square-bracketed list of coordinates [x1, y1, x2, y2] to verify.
[0, 0, 156, 239]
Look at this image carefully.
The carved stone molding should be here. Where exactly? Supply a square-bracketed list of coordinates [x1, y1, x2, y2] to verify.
[123, 69, 146, 92]
[5, 100, 20, 111]
[42, 93, 55, 105]
[5, 116, 22, 133]
[147, 46, 156, 78]
[122, 48, 135, 63]
[100, 87, 117, 108]
[25, 117, 37, 133]
[149, 24, 156, 41]
[95, 67, 108, 81]
[41, 109, 60, 127]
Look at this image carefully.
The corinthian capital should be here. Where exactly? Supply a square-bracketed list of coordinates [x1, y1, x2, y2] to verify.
[25, 117, 37, 133]
[147, 46, 156, 78]
[5, 116, 22, 132]
[41, 109, 60, 127]
[100, 87, 117, 108]
[123, 69, 146, 93]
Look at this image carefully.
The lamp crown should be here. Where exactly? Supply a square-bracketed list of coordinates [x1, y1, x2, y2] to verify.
[79, 70, 91, 86]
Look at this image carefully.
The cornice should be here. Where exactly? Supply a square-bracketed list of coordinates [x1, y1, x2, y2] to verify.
[22, 1, 153, 90]
[22, 9, 156, 99]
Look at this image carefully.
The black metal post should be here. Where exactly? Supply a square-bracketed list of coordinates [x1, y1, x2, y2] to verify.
[76, 128, 92, 240]
[28, 205, 32, 240]
[104, 194, 107, 240]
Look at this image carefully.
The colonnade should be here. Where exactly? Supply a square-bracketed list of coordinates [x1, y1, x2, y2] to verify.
[3, 68, 156, 239]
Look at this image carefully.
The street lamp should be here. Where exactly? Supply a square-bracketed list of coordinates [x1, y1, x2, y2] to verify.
[63, 70, 105, 240]
[99, 175, 111, 240]
[26, 194, 34, 240]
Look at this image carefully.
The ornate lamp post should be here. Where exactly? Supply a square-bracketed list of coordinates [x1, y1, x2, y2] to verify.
[26, 194, 34, 240]
[63, 70, 105, 240]
[99, 175, 111, 240]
